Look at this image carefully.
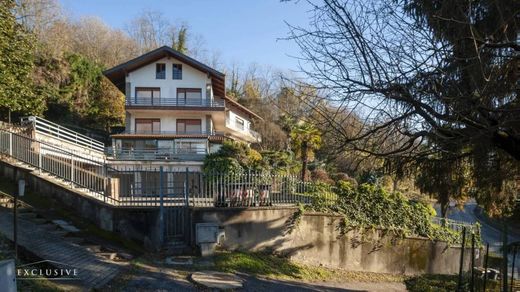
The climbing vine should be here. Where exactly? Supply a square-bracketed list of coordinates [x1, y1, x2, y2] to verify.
[300, 180, 481, 246]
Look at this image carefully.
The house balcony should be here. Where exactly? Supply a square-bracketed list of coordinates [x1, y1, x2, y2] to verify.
[125, 97, 225, 110]
[110, 130, 226, 142]
[106, 147, 207, 161]
[225, 119, 262, 143]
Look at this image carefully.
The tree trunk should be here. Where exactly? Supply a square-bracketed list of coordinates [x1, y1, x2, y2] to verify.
[301, 142, 308, 181]
[392, 178, 398, 193]
[441, 202, 449, 219]
[439, 192, 449, 218]
[493, 131, 520, 161]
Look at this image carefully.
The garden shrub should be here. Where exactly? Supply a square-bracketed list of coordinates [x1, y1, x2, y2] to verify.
[203, 140, 268, 173]
[311, 168, 334, 184]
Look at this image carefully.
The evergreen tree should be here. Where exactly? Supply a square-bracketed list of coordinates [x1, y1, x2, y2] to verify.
[172, 25, 188, 54]
[0, 0, 44, 119]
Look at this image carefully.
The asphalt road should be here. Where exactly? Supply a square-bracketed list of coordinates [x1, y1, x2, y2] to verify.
[436, 200, 520, 278]
[435, 200, 520, 249]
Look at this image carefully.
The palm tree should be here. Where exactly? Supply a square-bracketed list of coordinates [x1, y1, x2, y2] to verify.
[290, 122, 322, 181]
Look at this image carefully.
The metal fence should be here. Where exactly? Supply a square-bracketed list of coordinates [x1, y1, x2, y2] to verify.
[431, 217, 480, 234]
[20, 116, 105, 153]
[105, 148, 207, 161]
[200, 171, 323, 207]
[125, 97, 225, 107]
[0, 127, 325, 208]
[0, 129, 108, 202]
[106, 167, 336, 208]
[0, 126, 485, 244]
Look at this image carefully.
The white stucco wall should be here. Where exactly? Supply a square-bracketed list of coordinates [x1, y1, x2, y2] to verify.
[121, 55, 259, 143]
[128, 111, 209, 133]
[127, 57, 212, 99]
[227, 109, 251, 131]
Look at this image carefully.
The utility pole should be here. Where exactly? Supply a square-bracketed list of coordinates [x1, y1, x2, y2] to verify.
[484, 243, 490, 292]
[14, 180, 25, 260]
[458, 227, 466, 292]
[511, 246, 516, 292]
[470, 232, 475, 292]
[503, 221, 508, 292]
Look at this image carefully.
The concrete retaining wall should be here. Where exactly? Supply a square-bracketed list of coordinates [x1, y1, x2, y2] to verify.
[191, 208, 477, 275]
[0, 159, 163, 250]
[0, 159, 478, 274]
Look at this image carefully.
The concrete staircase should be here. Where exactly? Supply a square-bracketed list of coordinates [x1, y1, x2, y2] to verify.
[0, 190, 133, 289]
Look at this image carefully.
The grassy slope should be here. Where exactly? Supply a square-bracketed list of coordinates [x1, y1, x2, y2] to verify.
[212, 251, 405, 283]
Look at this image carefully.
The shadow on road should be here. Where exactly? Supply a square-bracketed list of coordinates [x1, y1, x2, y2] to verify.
[241, 275, 367, 291]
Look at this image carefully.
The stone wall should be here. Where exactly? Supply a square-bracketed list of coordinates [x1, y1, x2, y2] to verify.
[191, 208, 478, 275]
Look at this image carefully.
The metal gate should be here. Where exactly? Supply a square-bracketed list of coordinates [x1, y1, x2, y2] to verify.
[161, 170, 203, 244]
[164, 207, 188, 242]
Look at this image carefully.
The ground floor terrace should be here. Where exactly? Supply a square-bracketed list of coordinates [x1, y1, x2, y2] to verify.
[108, 134, 224, 161]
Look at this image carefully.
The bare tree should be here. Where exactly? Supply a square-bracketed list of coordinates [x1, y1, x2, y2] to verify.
[15, 0, 63, 34]
[71, 17, 139, 67]
[125, 10, 171, 53]
[125, 11, 206, 56]
[285, 0, 520, 213]
[287, 0, 519, 160]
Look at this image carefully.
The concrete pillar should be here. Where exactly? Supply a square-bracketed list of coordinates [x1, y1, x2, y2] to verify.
[8, 133, 12, 156]
[125, 111, 132, 133]
[125, 82, 131, 99]
[206, 115, 212, 134]
[106, 177, 120, 200]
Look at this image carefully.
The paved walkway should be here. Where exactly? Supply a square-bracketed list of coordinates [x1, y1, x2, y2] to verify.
[0, 208, 122, 290]
[241, 276, 406, 292]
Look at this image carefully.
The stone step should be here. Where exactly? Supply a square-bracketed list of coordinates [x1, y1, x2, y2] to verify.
[64, 237, 85, 244]
[30, 218, 48, 224]
[49, 230, 69, 237]
[18, 207, 34, 213]
[41, 223, 58, 230]
[117, 252, 134, 260]
[58, 224, 80, 233]
[18, 212, 37, 219]
[163, 243, 193, 255]
[52, 219, 81, 233]
[96, 252, 118, 260]
[95, 245, 134, 261]
[83, 245, 102, 253]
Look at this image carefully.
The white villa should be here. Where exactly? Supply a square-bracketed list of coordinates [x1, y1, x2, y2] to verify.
[103, 46, 262, 170]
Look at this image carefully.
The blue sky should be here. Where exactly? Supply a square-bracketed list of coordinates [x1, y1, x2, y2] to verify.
[60, 0, 312, 71]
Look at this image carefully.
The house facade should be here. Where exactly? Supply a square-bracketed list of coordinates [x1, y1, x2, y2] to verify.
[104, 46, 261, 171]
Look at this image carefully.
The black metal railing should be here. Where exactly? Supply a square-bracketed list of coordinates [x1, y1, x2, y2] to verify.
[125, 97, 225, 107]
[106, 148, 207, 161]
[0, 125, 319, 208]
[116, 129, 225, 136]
